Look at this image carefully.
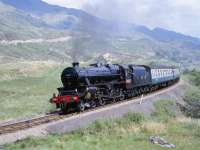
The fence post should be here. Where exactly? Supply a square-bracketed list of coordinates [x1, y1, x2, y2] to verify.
[140, 94, 144, 104]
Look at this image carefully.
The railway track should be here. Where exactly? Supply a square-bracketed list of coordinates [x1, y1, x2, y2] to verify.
[0, 81, 180, 135]
[0, 114, 64, 135]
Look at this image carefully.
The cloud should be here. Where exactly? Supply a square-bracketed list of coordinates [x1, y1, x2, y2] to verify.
[42, 0, 87, 8]
[43, 0, 200, 37]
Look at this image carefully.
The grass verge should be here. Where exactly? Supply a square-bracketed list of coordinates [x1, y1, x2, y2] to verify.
[0, 62, 66, 121]
[4, 100, 200, 150]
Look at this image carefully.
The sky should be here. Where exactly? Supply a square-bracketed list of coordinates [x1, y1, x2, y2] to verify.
[42, 0, 200, 38]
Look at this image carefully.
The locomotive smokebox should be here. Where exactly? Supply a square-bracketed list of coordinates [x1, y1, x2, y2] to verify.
[72, 62, 79, 68]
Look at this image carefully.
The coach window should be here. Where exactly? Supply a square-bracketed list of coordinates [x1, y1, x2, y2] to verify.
[155, 70, 157, 77]
[157, 70, 159, 78]
[159, 70, 161, 77]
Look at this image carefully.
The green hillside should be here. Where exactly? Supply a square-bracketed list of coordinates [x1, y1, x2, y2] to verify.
[0, 1, 67, 40]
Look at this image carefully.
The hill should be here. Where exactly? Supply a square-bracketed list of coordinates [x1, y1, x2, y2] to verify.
[0, 1, 68, 40]
[0, 0, 200, 69]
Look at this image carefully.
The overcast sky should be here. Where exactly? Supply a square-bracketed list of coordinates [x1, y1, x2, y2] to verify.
[43, 0, 200, 38]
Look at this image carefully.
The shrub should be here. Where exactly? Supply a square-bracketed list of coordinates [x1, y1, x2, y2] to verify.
[181, 88, 200, 118]
[123, 112, 144, 124]
[185, 69, 200, 87]
[151, 100, 176, 122]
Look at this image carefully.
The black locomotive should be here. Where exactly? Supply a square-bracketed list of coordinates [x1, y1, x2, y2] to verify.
[50, 62, 180, 112]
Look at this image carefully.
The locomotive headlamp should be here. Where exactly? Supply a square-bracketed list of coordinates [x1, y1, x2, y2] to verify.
[73, 96, 79, 102]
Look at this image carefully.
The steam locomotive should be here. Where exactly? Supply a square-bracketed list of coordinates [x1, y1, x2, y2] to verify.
[50, 62, 180, 112]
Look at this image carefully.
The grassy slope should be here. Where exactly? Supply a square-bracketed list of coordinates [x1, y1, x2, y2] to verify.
[0, 62, 68, 120]
[0, 42, 72, 63]
[5, 100, 200, 150]
[1, 35, 196, 69]
[0, 39, 181, 66]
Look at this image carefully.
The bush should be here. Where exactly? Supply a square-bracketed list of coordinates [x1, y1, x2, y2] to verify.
[88, 119, 116, 134]
[181, 88, 200, 118]
[88, 113, 144, 134]
[185, 69, 200, 87]
[184, 88, 200, 104]
[180, 70, 200, 118]
[151, 100, 176, 122]
[123, 112, 144, 124]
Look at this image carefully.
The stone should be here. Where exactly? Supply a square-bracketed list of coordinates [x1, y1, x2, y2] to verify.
[149, 136, 175, 148]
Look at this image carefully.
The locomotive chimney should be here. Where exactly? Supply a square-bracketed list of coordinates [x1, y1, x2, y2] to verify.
[72, 62, 79, 68]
